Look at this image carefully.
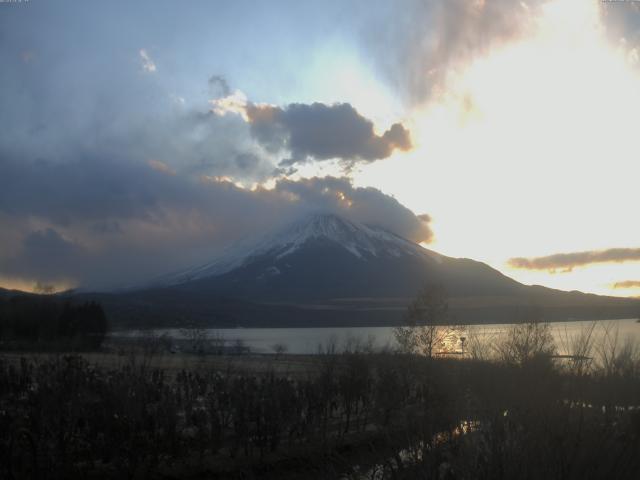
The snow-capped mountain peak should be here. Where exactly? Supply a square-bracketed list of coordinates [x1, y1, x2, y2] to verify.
[271, 213, 423, 259]
[154, 212, 439, 287]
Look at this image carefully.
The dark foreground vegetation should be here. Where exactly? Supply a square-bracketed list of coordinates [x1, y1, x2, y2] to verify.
[1, 325, 639, 480]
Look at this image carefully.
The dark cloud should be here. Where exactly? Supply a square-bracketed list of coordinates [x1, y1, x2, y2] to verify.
[245, 102, 411, 167]
[0, 152, 431, 289]
[90, 221, 123, 235]
[508, 248, 640, 273]
[364, 0, 542, 104]
[24, 228, 81, 258]
[8, 228, 85, 284]
[601, 1, 640, 46]
[272, 177, 433, 244]
[612, 280, 640, 289]
[234, 153, 262, 173]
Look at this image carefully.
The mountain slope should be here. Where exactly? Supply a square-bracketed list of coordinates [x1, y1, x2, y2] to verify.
[161, 213, 523, 301]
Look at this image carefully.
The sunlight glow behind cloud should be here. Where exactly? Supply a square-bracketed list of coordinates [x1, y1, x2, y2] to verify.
[354, 0, 640, 296]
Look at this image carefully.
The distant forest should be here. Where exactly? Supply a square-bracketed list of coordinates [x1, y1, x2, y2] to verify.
[0, 295, 107, 349]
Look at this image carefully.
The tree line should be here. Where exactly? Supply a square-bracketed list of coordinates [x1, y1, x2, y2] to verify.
[0, 294, 108, 350]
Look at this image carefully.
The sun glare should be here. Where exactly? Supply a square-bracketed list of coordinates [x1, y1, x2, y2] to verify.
[355, 0, 640, 296]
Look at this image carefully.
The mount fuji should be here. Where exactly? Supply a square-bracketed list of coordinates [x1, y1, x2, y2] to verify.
[84, 213, 639, 327]
[152, 212, 521, 301]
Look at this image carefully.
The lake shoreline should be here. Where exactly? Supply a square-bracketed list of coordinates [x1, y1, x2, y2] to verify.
[107, 318, 640, 355]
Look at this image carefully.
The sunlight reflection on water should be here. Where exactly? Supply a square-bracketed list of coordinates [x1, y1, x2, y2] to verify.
[113, 319, 640, 355]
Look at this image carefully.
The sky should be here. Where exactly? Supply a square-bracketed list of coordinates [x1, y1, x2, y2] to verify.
[0, 0, 639, 296]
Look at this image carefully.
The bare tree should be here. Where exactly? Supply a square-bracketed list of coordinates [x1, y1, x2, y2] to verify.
[232, 338, 249, 355]
[181, 326, 210, 355]
[394, 285, 459, 357]
[557, 321, 597, 376]
[210, 330, 226, 355]
[494, 308, 556, 366]
[595, 321, 640, 378]
[271, 342, 288, 359]
[466, 326, 497, 361]
[317, 334, 339, 356]
[137, 331, 173, 359]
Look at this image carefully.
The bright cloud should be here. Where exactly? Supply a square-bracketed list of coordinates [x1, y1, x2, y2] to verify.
[139, 48, 157, 73]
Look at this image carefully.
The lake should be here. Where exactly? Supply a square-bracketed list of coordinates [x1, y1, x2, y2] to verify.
[112, 318, 640, 355]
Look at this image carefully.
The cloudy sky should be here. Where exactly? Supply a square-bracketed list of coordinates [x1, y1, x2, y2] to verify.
[0, 0, 639, 296]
